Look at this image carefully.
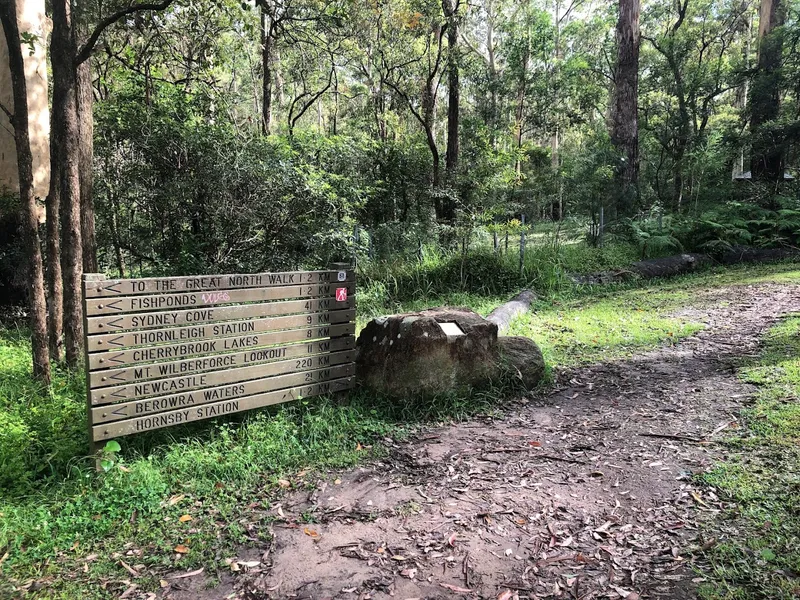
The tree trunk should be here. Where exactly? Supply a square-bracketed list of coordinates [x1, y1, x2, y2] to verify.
[514, 83, 526, 176]
[443, 0, 460, 197]
[261, 7, 273, 135]
[77, 59, 97, 272]
[610, 0, 640, 217]
[750, 0, 785, 181]
[110, 192, 126, 278]
[551, 1, 562, 220]
[421, 62, 441, 194]
[46, 99, 64, 363]
[486, 0, 498, 143]
[1, 2, 51, 384]
[51, 0, 84, 368]
[513, 45, 529, 177]
[732, 4, 752, 178]
[426, 124, 441, 190]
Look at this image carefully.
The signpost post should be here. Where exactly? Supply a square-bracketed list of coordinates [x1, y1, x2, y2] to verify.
[82, 265, 356, 455]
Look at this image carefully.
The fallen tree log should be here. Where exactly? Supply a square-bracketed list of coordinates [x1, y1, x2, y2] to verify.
[486, 289, 536, 334]
[571, 247, 800, 285]
[718, 245, 800, 265]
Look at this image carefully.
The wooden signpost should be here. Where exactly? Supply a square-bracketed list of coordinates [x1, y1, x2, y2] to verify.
[83, 265, 356, 452]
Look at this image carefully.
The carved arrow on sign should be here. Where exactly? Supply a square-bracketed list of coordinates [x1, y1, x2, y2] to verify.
[107, 336, 125, 347]
[110, 371, 127, 382]
[107, 318, 124, 329]
[111, 406, 127, 418]
[108, 353, 125, 365]
[103, 283, 122, 294]
[105, 300, 123, 311]
[111, 389, 127, 400]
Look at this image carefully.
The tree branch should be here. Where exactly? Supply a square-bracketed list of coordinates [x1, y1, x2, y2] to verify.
[0, 100, 12, 121]
[76, 0, 177, 65]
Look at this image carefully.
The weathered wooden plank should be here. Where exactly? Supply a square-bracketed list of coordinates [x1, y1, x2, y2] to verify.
[86, 309, 355, 353]
[91, 349, 354, 405]
[93, 376, 356, 440]
[91, 363, 355, 424]
[88, 322, 355, 370]
[85, 281, 352, 316]
[84, 270, 353, 298]
[90, 336, 354, 388]
[86, 294, 355, 335]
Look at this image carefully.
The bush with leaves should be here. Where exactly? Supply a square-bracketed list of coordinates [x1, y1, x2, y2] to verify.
[673, 195, 800, 254]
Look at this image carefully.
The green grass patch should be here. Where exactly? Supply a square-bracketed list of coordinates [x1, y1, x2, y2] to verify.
[507, 285, 704, 365]
[698, 316, 800, 600]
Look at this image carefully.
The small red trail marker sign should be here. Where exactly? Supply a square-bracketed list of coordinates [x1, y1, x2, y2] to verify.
[83, 265, 355, 451]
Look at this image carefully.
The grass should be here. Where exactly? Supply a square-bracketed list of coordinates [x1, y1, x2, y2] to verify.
[698, 315, 800, 599]
[508, 261, 800, 366]
[1, 255, 800, 597]
[507, 285, 703, 366]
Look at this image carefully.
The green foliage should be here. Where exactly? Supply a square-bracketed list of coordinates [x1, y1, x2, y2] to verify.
[0, 411, 32, 491]
[507, 279, 704, 365]
[0, 328, 86, 486]
[357, 241, 642, 316]
[672, 197, 800, 253]
[629, 218, 684, 258]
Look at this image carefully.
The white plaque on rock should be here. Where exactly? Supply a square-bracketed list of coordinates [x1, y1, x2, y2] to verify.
[438, 322, 465, 337]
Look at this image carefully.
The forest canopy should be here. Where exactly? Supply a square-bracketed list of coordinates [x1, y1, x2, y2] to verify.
[84, 0, 800, 270]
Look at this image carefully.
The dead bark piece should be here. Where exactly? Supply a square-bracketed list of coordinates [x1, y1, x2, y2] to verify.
[487, 290, 536, 334]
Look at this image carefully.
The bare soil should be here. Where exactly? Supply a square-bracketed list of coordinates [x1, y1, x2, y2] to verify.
[166, 282, 800, 600]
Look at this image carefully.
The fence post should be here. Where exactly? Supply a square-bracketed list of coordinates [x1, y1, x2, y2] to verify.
[519, 214, 526, 276]
[352, 224, 360, 268]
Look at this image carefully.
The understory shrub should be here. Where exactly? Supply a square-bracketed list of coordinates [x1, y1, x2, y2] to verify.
[673, 196, 800, 253]
[0, 411, 32, 491]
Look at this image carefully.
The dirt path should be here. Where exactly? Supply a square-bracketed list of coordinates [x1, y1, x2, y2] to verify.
[174, 282, 800, 600]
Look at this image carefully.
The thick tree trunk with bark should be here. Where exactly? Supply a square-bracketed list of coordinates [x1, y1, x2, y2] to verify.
[46, 98, 64, 362]
[732, 4, 752, 178]
[1, 2, 51, 383]
[443, 0, 460, 201]
[78, 60, 97, 272]
[610, 0, 640, 218]
[750, 0, 785, 181]
[51, 0, 84, 368]
[421, 67, 441, 193]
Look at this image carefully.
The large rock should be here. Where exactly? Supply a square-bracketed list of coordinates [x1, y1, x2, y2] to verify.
[356, 308, 499, 397]
[498, 336, 545, 390]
